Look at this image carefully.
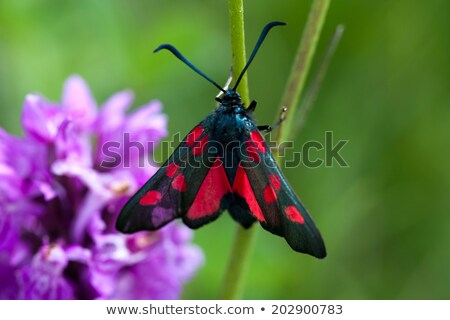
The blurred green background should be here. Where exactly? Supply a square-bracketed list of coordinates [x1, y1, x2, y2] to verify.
[1, 0, 449, 299]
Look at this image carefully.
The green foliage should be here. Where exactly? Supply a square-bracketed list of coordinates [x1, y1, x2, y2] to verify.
[1, 0, 449, 299]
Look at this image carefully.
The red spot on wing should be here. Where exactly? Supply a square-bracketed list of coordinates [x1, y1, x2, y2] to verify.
[192, 135, 209, 156]
[246, 140, 260, 163]
[263, 185, 277, 203]
[233, 165, 265, 222]
[285, 206, 305, 224]
[186, 125, 204, 146]
[166, 162, 179, 178]
[171, 174, 187, 192]
[139, 190, 162, 206]
[269, 174, 281, 191]
[250, 131, 267, 153]
[187, 158, 231, 219]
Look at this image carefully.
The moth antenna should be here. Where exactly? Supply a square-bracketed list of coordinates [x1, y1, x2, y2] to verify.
[154, 44, 226, 93]
[233, 21, 286, 91]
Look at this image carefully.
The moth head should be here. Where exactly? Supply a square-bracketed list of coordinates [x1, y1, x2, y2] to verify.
[220, 90, 242, 106]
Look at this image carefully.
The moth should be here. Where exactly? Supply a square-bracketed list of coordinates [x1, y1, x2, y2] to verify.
[116, 22, 326, 259]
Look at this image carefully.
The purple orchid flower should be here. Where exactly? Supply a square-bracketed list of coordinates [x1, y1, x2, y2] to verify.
[0, 75, 203, 299]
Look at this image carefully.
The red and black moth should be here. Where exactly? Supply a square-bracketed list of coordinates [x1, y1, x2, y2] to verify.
[116, 22, 326, 259]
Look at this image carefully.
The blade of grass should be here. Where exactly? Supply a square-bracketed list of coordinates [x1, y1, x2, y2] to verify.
[293, 24, 345, 138]
[276, 0, 330, 147]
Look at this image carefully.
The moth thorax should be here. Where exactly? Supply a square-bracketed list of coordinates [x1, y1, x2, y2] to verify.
[221, 90, 242, 106]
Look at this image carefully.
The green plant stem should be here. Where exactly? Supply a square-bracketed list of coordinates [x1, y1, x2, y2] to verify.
[220, 0, 331, 300]
[228, 0, 250, 105]
[276, 0, 330, 145]
[219, 223, 258, 299]
[219, 0, 256, 300]
[293, 24, 344, 138]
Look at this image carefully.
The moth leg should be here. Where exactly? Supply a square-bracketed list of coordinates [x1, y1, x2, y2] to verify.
[257, 125, 271, 132]
[247, 100, 257, 112]
[257, 106, 287, 132]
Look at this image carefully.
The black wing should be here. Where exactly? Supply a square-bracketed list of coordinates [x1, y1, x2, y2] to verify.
[116, 120, 232, 232]
[232, 128, 327, 259]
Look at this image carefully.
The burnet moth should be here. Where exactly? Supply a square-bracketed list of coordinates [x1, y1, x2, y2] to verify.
[116, 22, 326, 259]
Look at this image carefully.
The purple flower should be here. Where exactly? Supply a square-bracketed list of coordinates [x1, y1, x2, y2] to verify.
[0, 75, 203, 299]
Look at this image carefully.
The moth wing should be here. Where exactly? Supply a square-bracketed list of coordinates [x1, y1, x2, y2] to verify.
[236, 129, 326, 259]
[116, 122, 229, 232]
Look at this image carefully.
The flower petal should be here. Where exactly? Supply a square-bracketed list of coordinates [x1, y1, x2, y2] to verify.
[125, 100, 168, 144]
[51, 160, 110, 196]
[70, 191, 110, 243]
[62, 75, 97, 129]
[1, 75, 204, 300]
[0, 129, 47, 182]
[65, 245, 92, 264]
[97, 90, 134, 134]
[54, 120, 93, 168]
[107, 224, 204, 299]
[22, 94, 64, 143]
[0, 262, 19, 299]
[0, 209, 19, 252]
[16, 245, 74, 299]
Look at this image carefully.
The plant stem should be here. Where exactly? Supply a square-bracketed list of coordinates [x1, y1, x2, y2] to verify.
[227, 0, 250, 105]
[220, 0, 331, 299]
[276, 0, 330, 145]
[219, 0, 256, 300]
[219, 223, 258, 299]
[293, 24, 344, 138]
